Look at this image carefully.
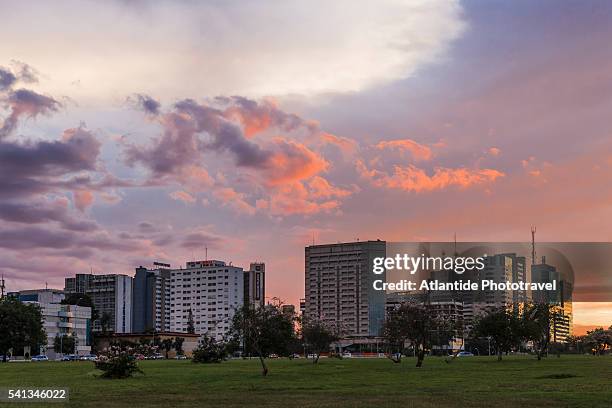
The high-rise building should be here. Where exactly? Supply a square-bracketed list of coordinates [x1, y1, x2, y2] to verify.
[170, 260, 244, 340]
[64, 274, 132, 333]
[531, 256, 573, 342]
[244, 262, 265, 307]
[132, 264, 171, 333]
[9, 289, 92, 358]
[305, 240, 386, 337]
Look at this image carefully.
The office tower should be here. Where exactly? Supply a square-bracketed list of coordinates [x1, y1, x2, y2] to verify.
[305, 240, 386, 337]
[531, 256, 573, 342]
[10, 289, 92, 358]
[64, 274, 133, 333]
[169, 260, 244, 340]
[244, 262, 265, 307]
[132, 263, 172, 333]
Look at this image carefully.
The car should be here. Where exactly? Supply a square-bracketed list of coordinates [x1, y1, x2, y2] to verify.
[175, 354, 187, 360]
[61, 354, 79, 361]
[79, 354, 97, 361]
[457, 351, 474, 357]
[0, 355, 10, 362]
[342, 352, 352, 358]
[151, 353, 164, 360]
[31, 355, 49, 362]
[289, 353, 301, 359]
[269, 353, 279, 359]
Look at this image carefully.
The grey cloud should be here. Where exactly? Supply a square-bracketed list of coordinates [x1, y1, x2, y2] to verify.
[1, 88, 61, 138]
[130, 93, 161, 115]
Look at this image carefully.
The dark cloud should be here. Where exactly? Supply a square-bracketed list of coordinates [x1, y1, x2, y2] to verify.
[130, 93, 161, 116]
[0, 67, 17, 91]
[180, 231, 224, 250]
[0, 89, 61, 138]
[0, 201, 97, 232]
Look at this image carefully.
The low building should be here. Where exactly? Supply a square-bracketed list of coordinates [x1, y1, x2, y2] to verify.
[9, 289, 92, 359]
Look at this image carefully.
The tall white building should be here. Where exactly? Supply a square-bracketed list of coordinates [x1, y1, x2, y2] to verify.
[170, 260, 244, 340]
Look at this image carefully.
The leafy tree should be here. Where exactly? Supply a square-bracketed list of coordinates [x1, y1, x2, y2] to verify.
[228, 304, 297, 376]
[472, 307, 522, 361]
[187, 308, 195, 334]
[192, 334, 226, 363]
[174, 337, 185, 355]
[161, 338, 174, 358]
[0, 297, 46, 361]
[95, 346, 143, 379]
[302, 317, 338, 363]
[584, 327, 612, 355]
[382, 302, 456, 367]
[100, 312, 112, 335]
[53, 334, 76, 355]
[522, 303, 557, 360]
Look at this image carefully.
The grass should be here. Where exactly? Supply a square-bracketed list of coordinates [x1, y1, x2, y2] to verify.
[0, 355, 611, 407]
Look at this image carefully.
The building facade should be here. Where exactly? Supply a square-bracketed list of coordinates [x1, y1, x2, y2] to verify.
[305, 240, 386, 337]
[64, 274, 132, 333]
[10, 289, 92, 358]
[170, 260, 244, 340]
[132, 265, 171, 333]
[244, 262, 265, 307]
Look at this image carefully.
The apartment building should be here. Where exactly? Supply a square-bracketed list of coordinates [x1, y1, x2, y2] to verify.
[305, 240, 386, 337]
[170, 260, 244, 340]
[64, 274, 132, 333]
[244, 262, 265, 307]
[132, 264, 172, 333]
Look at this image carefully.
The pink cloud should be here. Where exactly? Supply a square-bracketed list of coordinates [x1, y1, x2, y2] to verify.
[375, 138, 434, 161]
[169, 190, 196, 204]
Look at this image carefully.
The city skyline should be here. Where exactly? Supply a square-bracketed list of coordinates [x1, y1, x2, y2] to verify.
[1, 1, 611, 334]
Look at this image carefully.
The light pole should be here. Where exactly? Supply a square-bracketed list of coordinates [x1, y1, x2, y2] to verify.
[487, 336, 491, 356]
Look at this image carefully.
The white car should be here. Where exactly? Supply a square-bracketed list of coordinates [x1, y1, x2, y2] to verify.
[31, 355, 49, 362]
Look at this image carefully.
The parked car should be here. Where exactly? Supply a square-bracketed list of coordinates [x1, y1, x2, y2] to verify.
[175, 354, 187, 360]
[79, 354, 97, 361]
[61, 354, 79, 361]
[31, 355, 49, 362]
[0, 355, 11, 362]
[289, 353, 301, 359]
[151, 353, 164, 360]
[342, 352, 352, 358]
[457, 351, 474, 357]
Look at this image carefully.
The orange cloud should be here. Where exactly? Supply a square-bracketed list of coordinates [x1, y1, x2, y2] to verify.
[308, 176, 353, 199]
[358, 161, 504, 193]
[263, 138, 329, 185]
[73, 190, 94, 211]
[169, 190, 196, 204]
[214, 186, 257, 215]
[375, 138, 434, 161]
[266, 181, 341, 216]
[320, 132, 358, 155]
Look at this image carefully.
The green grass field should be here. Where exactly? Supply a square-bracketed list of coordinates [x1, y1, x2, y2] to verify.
[0, 356, 610, 407]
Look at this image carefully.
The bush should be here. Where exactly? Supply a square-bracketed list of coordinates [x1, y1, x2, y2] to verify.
[192, 335, 226, 364]
[95, 347, 143, 379]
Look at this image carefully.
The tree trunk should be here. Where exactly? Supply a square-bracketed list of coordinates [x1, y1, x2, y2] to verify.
[258, 355, 268, 376]
[497, 350, 502, 361]
[314, 353, 320, 364]
[415, 348, 425, 367]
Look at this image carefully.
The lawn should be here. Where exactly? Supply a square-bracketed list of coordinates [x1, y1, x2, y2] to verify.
[0, 355, 610, 407]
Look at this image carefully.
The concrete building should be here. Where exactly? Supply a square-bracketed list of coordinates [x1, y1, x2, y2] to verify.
[10, 289, 92, 358]
[64, 274, 132, 333]
[244, 262, 265, 307]
[132, 264, 171, 333]
[305, 240, 386, 337]
[170, 260, 244, 340]
[531, 256, 573, 342]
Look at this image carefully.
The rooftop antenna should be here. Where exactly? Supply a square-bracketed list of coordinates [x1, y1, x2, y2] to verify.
[531, 226, 537, 265]
[312, 232, 315, 246]
[205, 246, 208, 261]
[0, 273, 5, 298]
[45, 282, 48, 290]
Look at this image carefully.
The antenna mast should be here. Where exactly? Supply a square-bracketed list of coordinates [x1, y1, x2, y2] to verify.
[0, 273, 5, 298]
[531, 226, 537, 265]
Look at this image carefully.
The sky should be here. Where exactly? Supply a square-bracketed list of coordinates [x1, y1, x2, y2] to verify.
[0, 0, 610, 334]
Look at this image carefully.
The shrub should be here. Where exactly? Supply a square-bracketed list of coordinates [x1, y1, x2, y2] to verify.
[192, 335, 226, 364]
[95, 346, 143, 379]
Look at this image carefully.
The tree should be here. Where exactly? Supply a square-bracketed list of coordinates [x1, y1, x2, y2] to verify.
[522, 303, 557, 360]
[187, 308, 195, 334]
[0, 297, 47, 361]
[584, 327, 612, 355]
[53, 334, 76, 355]
[382, 302, 456, 367]
[228, 304, 297, 376]
[174, 337, 185, 355]
[472, 307, 522, 361]
[161, 338, 174, 359]
[302, 317, 338, 363]
[192, 334, 226, 363]
[100, 312, 112, 335]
